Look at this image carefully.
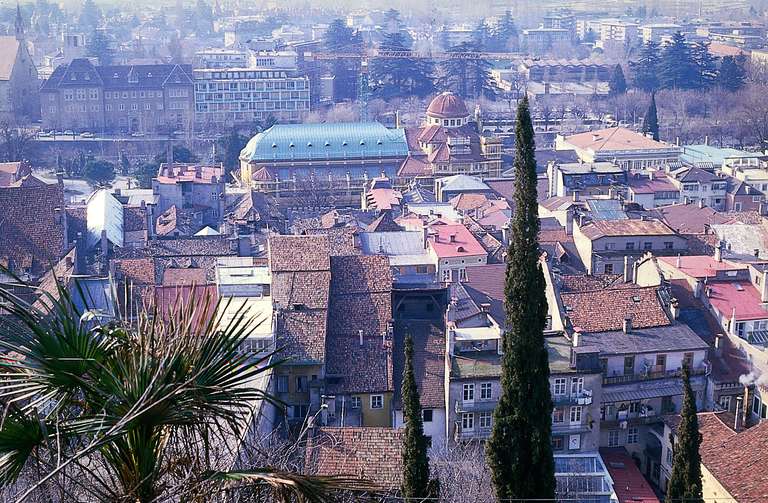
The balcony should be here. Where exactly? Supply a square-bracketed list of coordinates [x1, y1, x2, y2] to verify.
[552, 390, 593, 406]
[600, 406, 661, 428]
[453, 422, 492, 441]
[454, 399, 497, 414]
[551, 422, 592, 434]
[602, 366, 705, 386]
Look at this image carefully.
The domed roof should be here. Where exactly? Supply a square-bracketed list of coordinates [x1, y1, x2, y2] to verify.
[426, 92, 469, 119]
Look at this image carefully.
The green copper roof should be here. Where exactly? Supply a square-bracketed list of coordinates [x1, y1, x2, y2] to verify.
[240, 122, 409, 162]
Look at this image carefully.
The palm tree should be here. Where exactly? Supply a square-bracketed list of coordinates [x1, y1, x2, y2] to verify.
[0, 277, 366, 502]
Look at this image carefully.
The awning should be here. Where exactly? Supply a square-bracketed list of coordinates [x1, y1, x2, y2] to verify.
[602, 384, 683, 403]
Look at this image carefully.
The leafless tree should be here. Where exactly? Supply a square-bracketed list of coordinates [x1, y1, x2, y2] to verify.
[430, 442, 494, 503]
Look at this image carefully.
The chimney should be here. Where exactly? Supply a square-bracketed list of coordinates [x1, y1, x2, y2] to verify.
[714, 333, 723, 357]
[565, 209, 573, 235]
[714, 241, 722, 262]
[623, 317, 632, 334]
[572, 190, 580, 202]
[743, 385, 755, 428]
[358, 329, 364, 347]
[501, 222, 510, 245]
[676, 253, 682, 268]
[422, 227, 428, 249]
[449, 233, 456, 243]
[734, 396, 744, 432]
[480, 303, 490, 313]
[698, 198, 705, 209]
[572, 331, 580, 348]
[623, 256, 631, 282]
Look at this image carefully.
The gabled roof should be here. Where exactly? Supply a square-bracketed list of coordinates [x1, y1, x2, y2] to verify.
[578, 219, 676, 240]
[561, 286, 671, 333]
[563, 127, 676, 152]
[652, 203, 729, 234]
[393, 319, 445, 409]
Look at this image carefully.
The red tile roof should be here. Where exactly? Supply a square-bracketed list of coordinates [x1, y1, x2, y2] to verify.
[269, 235, 330, 272]
[706, 281, 768, 322]
[0, 177, 66, 275]
[600, 448, 660, 503]
[305, 427, 403, 489]
[563, 127, 675, 152]
[155, 163, 224, 184]
[427, 223, 486, 258]
[628, 173, 678, 194]
[653, 203, 729, 234]
[153, 284, 219, 325]
[393, 320, 446, 409]
[560, 286, 671, 333]
[657, 255, 746, 279]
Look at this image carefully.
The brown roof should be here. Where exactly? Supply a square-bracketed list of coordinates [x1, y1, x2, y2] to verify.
[155, 205, 204, 237]
[652, 203, 729, 234]
[32, 248, 76, 311]
[426, 91, 469, 119]
[113, 236, 235, 258]
[303, 227, 362, 257]
[325, 336, 393, 394]
[367, 212, 403, 232]
[272, 271, 331, 310]
[0, 177, 66, 275]
[0, 37, 20, 81]
[112, 257, 155, 285]
[579, 219, 676, 240]
[449, 193, 491, 212]
[559, 274, 626, 292]
[66, 206, 87, 244]
[123, 205, 148, 232]
[563, 127, 675, 152]
[305, 427, 403, 489]
[393, 320, 445, 410]
[269, 235, 330, 272]
[666, 412, 768, 503]
[397, 154, 431, 177]
[277, 309, 328, 362]
[560, 286, 671, 333]
[161, 267, 207, 286]
[0, 161, 29, 187]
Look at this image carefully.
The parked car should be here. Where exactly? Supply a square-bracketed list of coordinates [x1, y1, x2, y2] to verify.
[172, 130, 186, 137]
[130, 132, 145, 138]
[38, 131, 52, 138]
[63, 130, 75, 136]
[80, 132, 95, 138]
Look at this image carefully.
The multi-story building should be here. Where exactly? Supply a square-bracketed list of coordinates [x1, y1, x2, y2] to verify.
[543, 11, 576, 37]
[520, 28, 572, 55]
[598, 20, 639, 47]
[193, 48, 247, 69]
[40, 59, 194, 133]
[556, 127, 682, 169]
[666, 166, 727, 210]
[152, 163, 225, 228]
[640, 24, 682, 44]
[193, 66, 310, 128]
[547, 161, 627, 198]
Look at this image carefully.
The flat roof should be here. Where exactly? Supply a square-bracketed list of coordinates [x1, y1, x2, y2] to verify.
[707, 281, 768, 322]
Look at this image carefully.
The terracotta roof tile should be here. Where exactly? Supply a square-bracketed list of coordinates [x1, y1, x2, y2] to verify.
[277, 309, 327, 362]
[393, 320, 446, 409]
[269, 235, 330, 272]
[305, 427, 403, 489]
[560, 286, 671, 333]
[579, 219, 676, 240]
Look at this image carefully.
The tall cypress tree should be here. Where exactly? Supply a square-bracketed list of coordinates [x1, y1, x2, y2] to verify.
[642, 93, 660, 141]
[486, 96, 555, 501]
[609, 64, 627, 96]
[401, 334, 433, 500]
[665, 367, 704, 503]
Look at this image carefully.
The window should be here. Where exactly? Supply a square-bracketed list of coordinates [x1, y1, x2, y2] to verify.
[416, 265, 428, 274]
[655, 354, 667, 369]
[118, 103, 125, 111]
[570, 377, 584, 395]
[291, 404, 309, 419]
[276, 375, 288, 393]
[625, 242, 636, 250]
[736, 322, 746, 338]
[295, 376, 308, 393]
[753, 396, 761, 415]
[604, 263, 614, 274]
[762, 403, 768, 419]
[666, 446, 674, 465]
[463, 383, 475, 402]
[553, 378, 566, 396]
[624, 356, 635, 375]
[350, 396, 361, 409]
[88, 89, 98, 100]
[131, 103, 138, 111]
[608, 430, 620, 447]
[552, 407, 565, 423]
[569, 406, 582, 424]
[461, 412, 474, 430]
[605, 242, 615, 250]
[441, 269, 452, 282]
[735, 202, 743, 211]
[480, 382, 492, 400]
[76, 88, 86, 100]
[664, 241, 674, 249]
[370, 394, 383, 409]
[552, 436, 564, 451]
[105, 104, 112, 111]
[643, 242, 653, 250]
[479, 411, 493, 429]
[145, 103, 151, 110]
[719, 395, 731, 411]
[627, 427, 639, 444]
[682, 352, 694, 369]
[422, 409, 433, 422]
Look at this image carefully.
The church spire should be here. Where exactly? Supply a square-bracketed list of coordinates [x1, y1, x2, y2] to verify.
[14, 3, 24, 41]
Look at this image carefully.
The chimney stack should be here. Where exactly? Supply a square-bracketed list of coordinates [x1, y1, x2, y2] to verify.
[743, 385, 755, 428]
[623, 256, 631, 282]
[623, 317, 632, 334]
[715, 241, 723, 262]
[572, 331, 580, 348]
[698, 198, 705, 209]
[572, 190, 580, 202]
[714, 333, 723, 357]
[676, 254, 681, 268]
[734, 396, 744, 432]
[358, 329, 364, 347]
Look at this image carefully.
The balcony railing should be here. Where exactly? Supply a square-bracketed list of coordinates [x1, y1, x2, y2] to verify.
[455, 399, 497, 413]
[453, 422, 492, 441]
[552, 390, 593, 406]
[602, 367, 705, 386]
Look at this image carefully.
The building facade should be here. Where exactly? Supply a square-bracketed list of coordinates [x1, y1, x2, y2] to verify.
[40, 59, 194, 133]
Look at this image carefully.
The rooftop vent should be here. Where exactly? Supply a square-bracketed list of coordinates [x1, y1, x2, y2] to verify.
[307, 142, 312, 147]
[632, 295, 641, 303]
[324, 141, 330, 146]
[360, 140, 365, 145]
[342, 141, 348, 146]
[735, 283, 744, 291]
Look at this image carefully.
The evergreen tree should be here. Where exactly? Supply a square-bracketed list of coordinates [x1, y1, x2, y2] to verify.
[194, 0, 213, 35]
[631, 40, 661, 91]
[642, 93, 660, 141]
[486, 96, 555, 502]
[665, 367, 704, 503]
[609, 64, 627, 96]
[472, 19, 491, 50]
[370, 32, 434, 99]
[167, 32, 183, 64]
[78, 0, 100, 32]
[659, 32, 698, 89]
[492, 10, 518, 52]
[440, 41, 496, 100]
[217, 129, 247, 176]
[691, 41, 718, 90]
[716, 55, 747, 91]
[400, 335, 433, 500]
[86, 29, 114, 65]
[324, 19, 362, 102]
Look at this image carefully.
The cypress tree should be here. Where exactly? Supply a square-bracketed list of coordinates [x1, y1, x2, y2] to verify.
[665, 367, 704, 503]
[642, 93, 660, 141]
[609, 64, 627, 96]
[486, 96, 555, 502]
[401, 334, 433, 500]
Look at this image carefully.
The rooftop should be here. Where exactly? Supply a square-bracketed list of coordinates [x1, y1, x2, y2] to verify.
[427, 223, 487, 258]
[240, 122, 409, 162]
[155, 163, 224, 184]
[426, 91, 470, 119]
[652, 203, 729, 234]
[393, 320, 446, 409]
[561, 286, 671, 333]
[600, 448, 660, 503]
[706, 281, 768, 322]
[680, 144, 758, 166]
[579, 218, 676, 240]
[562, 127, 677, 153]
[657, 255, 746, 279]
[628, 173, 678, 194]
[580, 322, 708, 356]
